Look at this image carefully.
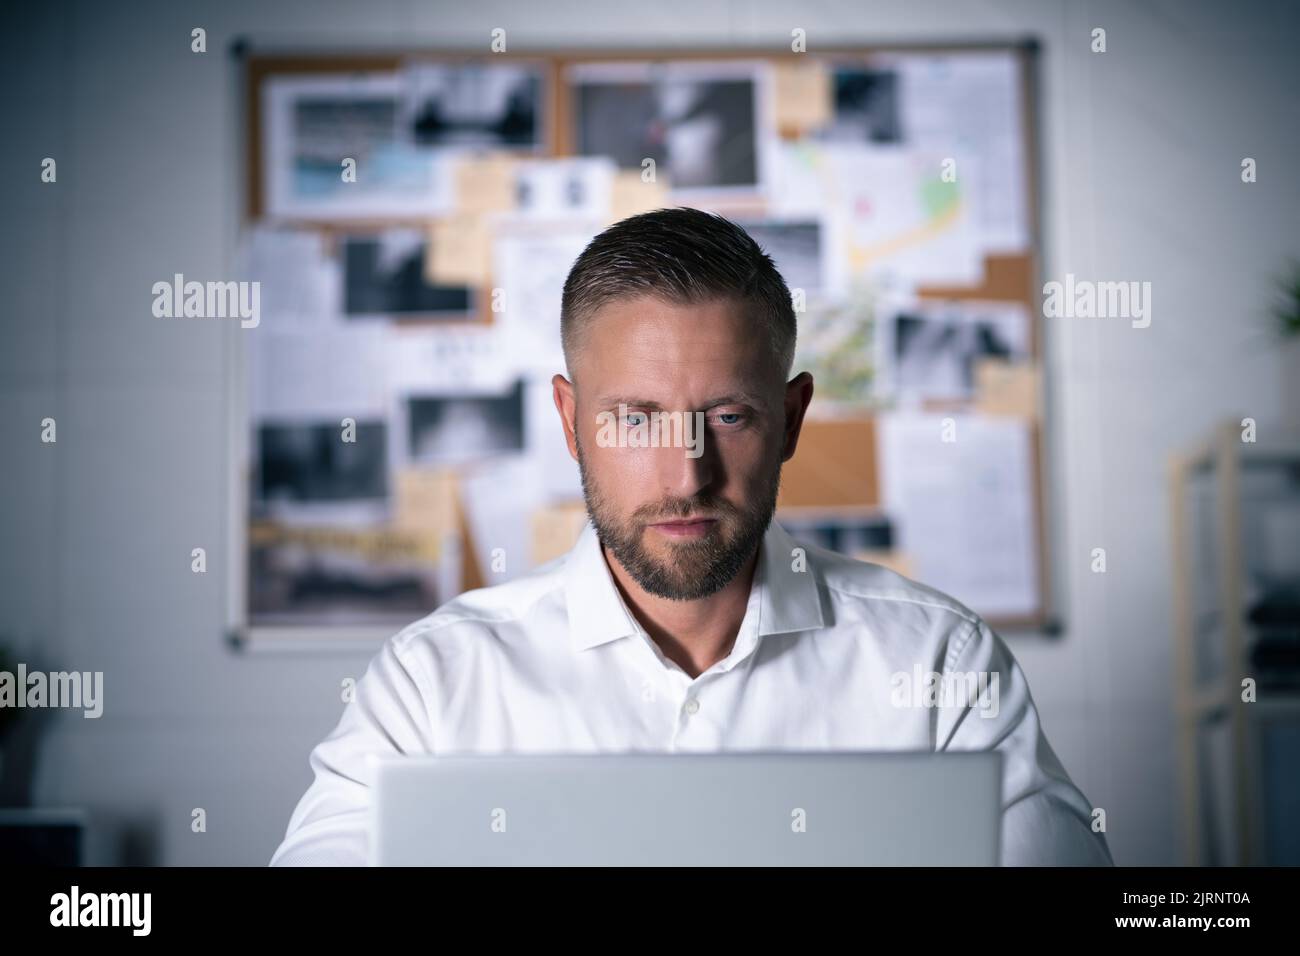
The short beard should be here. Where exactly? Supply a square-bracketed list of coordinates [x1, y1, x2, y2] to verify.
[576, 435, 782, 601]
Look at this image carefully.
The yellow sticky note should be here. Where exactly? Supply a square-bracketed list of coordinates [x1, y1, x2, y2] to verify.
[455, 154, 518, 215]
[531, 503, 590, 565]
[248, 520, 442, 564]
[393, 468, 459, 537]
[773, 59, 832, 138]
[974, 359, 1040, 420]
[608, 170, 669, 225]
[426, 215, 493, 286]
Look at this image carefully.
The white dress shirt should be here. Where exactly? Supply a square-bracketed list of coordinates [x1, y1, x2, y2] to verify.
[270, 519, 1113, 866]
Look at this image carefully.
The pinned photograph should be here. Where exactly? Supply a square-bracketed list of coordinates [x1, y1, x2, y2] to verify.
[732, 218, 825, 295]
[405, 380, 527, 465]
[778, 509, 895, 561]
[570, 60, 767, 193]
[255, 420, 389, 506]
[876, 299, 1030, 403]
[402, 60, 545, 149]
[826, 64, 902, 143]
[248, 421, 459, 626]
[342, 230, 476, 321]
[247, 529, 447, 626]
[262, 72, 455, 220]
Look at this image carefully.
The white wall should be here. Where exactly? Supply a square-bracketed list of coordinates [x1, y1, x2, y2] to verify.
[1, 0, 1295, 864]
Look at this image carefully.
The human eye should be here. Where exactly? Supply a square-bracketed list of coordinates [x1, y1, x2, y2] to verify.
[707, 408, 749, 427]
[622, 410, 649, 427]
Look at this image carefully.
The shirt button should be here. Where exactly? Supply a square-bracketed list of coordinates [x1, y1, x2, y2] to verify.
[683, 698, 701, 716]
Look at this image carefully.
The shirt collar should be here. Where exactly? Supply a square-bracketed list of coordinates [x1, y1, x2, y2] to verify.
[758, 518, 828, 637]
[563, 520, 641, 651]
[563, 517, 826, 653]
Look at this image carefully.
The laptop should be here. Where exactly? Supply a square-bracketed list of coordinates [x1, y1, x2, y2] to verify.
[372, 751, 1002, 866]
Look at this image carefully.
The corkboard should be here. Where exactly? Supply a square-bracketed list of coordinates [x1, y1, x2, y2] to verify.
[235, 39, 1053, 633]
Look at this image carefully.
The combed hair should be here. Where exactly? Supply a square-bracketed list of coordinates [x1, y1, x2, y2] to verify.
[560, 207, 796, 377]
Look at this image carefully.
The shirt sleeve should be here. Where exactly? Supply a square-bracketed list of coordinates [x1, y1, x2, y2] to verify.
[936, 617, 1114, 866]
[269, 635, 435, 866]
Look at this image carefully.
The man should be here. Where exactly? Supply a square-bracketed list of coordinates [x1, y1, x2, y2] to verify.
[270, 208, 1112, 867]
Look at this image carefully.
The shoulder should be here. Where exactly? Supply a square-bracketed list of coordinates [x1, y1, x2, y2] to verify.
[387, 552, 570, 663]
[802, 536, 980, 626]
[796, 535, 985, 655]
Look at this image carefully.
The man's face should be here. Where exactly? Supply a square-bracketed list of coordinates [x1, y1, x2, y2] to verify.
[554, 295, 807, 601]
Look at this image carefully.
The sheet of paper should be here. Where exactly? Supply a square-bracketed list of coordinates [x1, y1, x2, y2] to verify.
[239, 227, 389, 420]
[460, 456, 547, 583]
[894, 51, 1029, 253]
[235, 226, 340, 322]
[823, 144, 983, 289]
[250, 325, 392, 420]
[768, 140, 832, 217]
[772, 59, 832, 137]
[512, 157, 616, 220]
[492, 222, 600, 369]
[385, 326, 514, 395]
[525, 375, 584, 500]
[877, 412, 1039, 618]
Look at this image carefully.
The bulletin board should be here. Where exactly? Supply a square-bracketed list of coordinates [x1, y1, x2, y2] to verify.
[227, 39, 1054, 649]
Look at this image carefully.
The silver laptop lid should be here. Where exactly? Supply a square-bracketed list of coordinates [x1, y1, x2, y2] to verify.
[372, 750, 1001, 866]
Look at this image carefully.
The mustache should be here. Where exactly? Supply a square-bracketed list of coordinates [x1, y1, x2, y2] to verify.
[635, 496, 740, 523]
